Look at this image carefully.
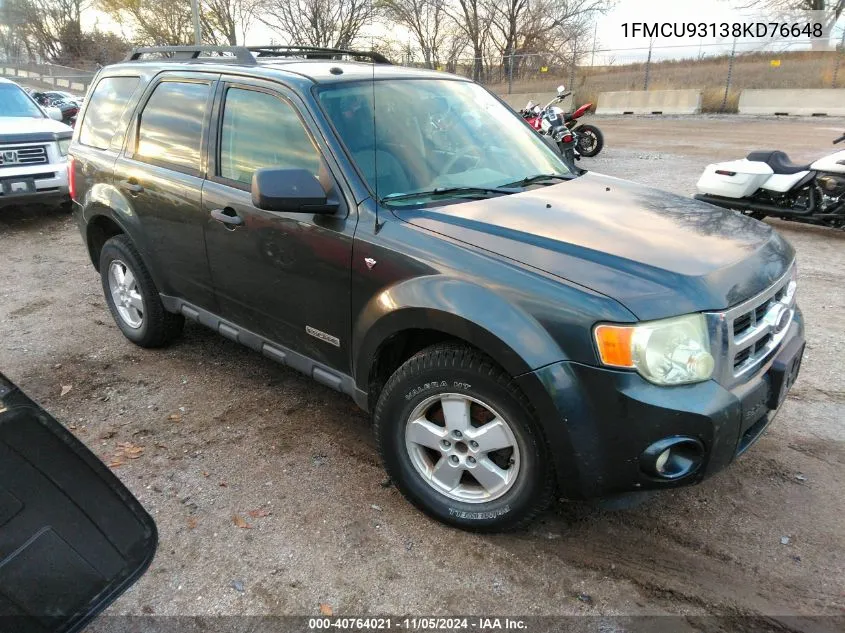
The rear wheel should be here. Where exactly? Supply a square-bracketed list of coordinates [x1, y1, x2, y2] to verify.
[99, 235, 184, 348]
[575, 124, 604, 157]
[373, 344, 554, 532]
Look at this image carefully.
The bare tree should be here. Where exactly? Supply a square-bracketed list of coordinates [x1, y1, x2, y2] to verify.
[99, 0, 195, 45]
[259, 0, 378, 49]
[445, 0, 490, 80]
[201, 0, 260, 45]
[7, 0, 89, 61]
[379, 0, 447, 68]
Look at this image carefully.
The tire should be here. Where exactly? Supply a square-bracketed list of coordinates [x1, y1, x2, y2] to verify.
[99, 234, 184, 348]
[575, 124, 604, 157]
[373, 344, 554, 532]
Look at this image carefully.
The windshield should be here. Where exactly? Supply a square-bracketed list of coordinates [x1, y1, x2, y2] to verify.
[317, 79, 570, 205]
[0, 83, 45, 118]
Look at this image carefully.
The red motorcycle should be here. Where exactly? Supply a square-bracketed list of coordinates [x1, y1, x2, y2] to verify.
[520, 88, 580, 172]
[522, 87, 604, 158]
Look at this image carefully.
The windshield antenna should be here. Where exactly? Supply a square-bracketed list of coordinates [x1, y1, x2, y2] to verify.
[370, 33, 383, 233]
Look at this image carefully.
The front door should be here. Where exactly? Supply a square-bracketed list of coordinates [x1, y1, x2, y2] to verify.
[202, 79, 355, 373]
[112, 72, 218, 311]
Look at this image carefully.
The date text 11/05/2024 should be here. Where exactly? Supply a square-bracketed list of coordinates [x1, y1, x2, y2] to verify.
[308, 617, 529, 630]
[621, 22, 823, 38]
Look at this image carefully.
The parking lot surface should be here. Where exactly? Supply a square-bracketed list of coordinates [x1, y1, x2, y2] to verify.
[0, 116, 843, 621]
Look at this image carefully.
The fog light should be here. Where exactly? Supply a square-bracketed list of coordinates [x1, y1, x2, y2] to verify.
[655, 448, 671, 473]
[640, 437, 704, 480]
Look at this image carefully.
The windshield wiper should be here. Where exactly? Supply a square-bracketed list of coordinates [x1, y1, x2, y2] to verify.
[382, 186, 519, 203]
[505, 173, 573, 187]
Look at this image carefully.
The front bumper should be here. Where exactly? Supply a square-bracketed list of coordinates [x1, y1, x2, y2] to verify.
[0, 157, 69, 209]
[517, 308, 805, 500]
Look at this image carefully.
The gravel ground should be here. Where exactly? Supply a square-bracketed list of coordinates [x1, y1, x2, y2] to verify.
[1, 116, 843, 625]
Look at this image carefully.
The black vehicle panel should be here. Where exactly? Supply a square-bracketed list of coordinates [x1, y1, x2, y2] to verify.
[0, 373, 156, 633]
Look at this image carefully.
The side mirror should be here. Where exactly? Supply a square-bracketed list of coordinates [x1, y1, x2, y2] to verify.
[45, 106, 63, 121]
[251, 167, 338, 214]
[557, 85, 566, 95]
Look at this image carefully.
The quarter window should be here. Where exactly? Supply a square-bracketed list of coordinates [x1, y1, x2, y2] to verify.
[219, 87, 320, 186]
[137, 81, 210, 172]
[78, 76, 140, 150]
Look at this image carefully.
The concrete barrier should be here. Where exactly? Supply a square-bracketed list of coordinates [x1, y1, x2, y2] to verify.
[71, 81, 85, 92]
[56, 78, 69, 87]
[596, 89, 702, 115]
[738, 89, 845, 116]
[498, 92, 573, 112]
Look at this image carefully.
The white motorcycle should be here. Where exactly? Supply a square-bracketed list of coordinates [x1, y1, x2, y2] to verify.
[694, 131, 845, 228]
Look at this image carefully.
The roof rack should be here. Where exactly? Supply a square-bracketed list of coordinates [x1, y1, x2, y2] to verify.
[126, 46, 257, 64]
[125, 45, 392, 65]
[248, 45, 392, 64]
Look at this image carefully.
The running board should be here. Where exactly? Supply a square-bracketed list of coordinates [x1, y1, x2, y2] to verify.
[160, 296, 369, 411]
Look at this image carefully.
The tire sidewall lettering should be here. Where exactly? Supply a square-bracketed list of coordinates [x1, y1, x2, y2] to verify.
[405, 380, 472, 401]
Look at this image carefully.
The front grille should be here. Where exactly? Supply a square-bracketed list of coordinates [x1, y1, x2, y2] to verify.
[0, 144, 49, 167]
[723, 265, 797, 380]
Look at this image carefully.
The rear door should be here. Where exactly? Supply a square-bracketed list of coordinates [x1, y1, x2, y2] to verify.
[71, 74, 143, 211]
[0, 373, 156, 633]
[113, 72, 218, 312]
[201, 77, 356, 373]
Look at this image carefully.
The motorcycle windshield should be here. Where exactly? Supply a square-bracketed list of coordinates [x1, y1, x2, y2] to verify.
[316, 78, 571, 205]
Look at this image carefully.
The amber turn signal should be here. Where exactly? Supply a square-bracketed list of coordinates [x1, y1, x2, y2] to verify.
[594, 324, 635, 368]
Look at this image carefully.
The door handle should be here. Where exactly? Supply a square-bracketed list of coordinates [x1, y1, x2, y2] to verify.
[119, 179, 144, 195]
[210, 207, 244, 227]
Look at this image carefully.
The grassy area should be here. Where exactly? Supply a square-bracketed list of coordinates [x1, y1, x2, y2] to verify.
[487, 50, 843, 113]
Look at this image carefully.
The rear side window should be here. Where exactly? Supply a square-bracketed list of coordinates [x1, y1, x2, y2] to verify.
[78, 77, 140, 150]
[137, 81, 210, 173]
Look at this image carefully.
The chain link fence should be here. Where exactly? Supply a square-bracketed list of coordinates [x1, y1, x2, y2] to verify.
[410, 36, 845, 113]
[3, 35, 845, 112]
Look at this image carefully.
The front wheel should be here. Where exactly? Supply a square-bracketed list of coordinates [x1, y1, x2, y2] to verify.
[575, 124, 604, 157]
[373, 344, 554, 532]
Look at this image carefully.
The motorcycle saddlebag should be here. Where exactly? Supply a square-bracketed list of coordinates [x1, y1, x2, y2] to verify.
[696, 159, 773, 198]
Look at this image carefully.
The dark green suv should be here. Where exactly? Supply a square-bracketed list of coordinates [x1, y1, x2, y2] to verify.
[69, 46, 804, 531]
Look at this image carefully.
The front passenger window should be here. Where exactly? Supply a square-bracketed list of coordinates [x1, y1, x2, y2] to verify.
[219, 88, 321, 186]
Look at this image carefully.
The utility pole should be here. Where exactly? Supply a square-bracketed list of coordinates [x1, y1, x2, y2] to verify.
[643, 37, 653, 91]
[191, 0, 202, 46]
[721, 36, 737, 112]
[833, 26, 845, 88]
[590, 21, 598, 67]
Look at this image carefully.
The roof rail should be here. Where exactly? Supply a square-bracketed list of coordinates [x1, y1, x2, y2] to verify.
[247, 45, 392, 64]
[125, 46, 257, 65]
[124, 45, 392, 65]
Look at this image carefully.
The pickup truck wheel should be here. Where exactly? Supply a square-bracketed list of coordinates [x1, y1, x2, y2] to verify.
[99, 235, 184, 348]
[374, 344, 553, 531]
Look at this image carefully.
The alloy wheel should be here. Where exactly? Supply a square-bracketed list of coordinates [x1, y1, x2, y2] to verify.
[404, 393, 521, 503]
[108, 260, 145, 329]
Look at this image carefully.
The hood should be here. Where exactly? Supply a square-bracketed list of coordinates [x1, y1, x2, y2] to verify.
[0, 116, 72, 144]
[394, 172, 794, 320]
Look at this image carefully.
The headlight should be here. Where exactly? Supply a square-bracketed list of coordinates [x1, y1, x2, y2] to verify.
[594, 314, 715, 385]
[58, 138, 71, 156]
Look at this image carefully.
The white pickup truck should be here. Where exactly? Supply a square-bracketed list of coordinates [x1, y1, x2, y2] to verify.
[0, 78, 71, 209]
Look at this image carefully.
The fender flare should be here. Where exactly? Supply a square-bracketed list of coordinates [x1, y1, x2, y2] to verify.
[353, 276, 566, 390]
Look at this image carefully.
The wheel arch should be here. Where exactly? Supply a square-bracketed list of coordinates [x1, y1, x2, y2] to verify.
[353, 276, 566, 409]
[79, 187, 167, 294]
